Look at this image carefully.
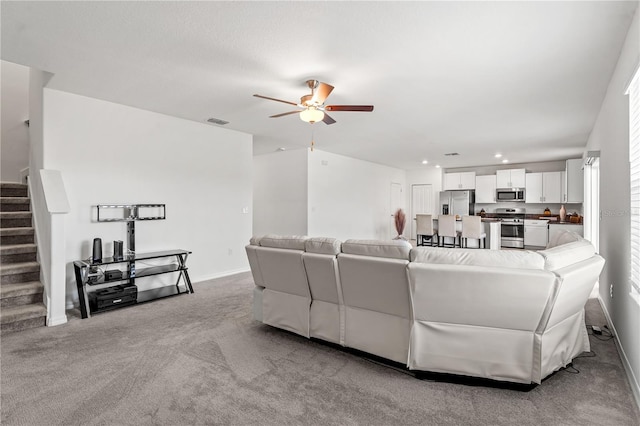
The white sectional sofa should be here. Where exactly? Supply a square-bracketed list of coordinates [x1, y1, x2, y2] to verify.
[245, 231, 604, 385]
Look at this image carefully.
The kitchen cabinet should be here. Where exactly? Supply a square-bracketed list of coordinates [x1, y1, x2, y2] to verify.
[549, 223, 584, 242]
[443, 172, 476, 190]
[475, 175, 497, 203]
[496, 168, 526, 188]
[524, 219, 549, 248]
[564, 159, 584, 203]
[525, 172, 563, 203]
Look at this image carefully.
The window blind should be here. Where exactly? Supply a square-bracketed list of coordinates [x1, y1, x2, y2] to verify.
[628, 65, 640, 295]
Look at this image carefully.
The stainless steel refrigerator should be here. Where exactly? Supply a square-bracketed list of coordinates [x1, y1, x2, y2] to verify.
[439, 190, 475, 216]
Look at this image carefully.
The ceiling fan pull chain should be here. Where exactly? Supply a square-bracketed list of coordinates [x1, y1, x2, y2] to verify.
[311, 128, 315, 152]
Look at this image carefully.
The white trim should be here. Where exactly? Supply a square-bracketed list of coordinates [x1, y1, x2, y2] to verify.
[597, 296, 640, 411]
[193, 268, 251, 284]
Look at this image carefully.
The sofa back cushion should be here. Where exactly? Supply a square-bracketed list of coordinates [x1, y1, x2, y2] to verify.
[341, 239, 412, 260]
[537, 239, 596, 271]
[305, 237, 342, 255]
[547, 229, 582, 248]
[410, 247, 545, 270]
[260, 234, 309, 250]
[303, 238, 342, 304]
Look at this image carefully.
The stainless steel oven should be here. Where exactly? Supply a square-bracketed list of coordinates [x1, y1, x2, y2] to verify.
[495, 208, 525, 249]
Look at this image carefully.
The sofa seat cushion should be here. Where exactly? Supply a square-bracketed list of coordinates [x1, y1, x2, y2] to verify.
[259, 234, 309, 250]
[305, 237, 342, 255]
[537, 239, 596, 271]
[341, 239, 412, 260]
[410, 247, 545, 270]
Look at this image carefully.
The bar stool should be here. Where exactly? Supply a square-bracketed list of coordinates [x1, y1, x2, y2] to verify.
[416, 214, 437, 246]
[461, 215, 487, 248]
[438, 215, 460, 247]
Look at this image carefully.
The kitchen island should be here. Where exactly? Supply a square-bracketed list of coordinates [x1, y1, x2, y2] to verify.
[431, 217, 501, 250]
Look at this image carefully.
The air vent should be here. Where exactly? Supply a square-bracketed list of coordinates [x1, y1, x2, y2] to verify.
[207, 117, 229, 125]
[444, 152, 460, 156]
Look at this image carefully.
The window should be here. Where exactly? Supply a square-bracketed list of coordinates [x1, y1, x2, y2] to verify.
[628, 65, 640, 296]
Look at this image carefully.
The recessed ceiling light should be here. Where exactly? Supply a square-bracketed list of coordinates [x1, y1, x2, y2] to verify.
[435, 164, 441, 168]
[502, 159, 509, 163]
[422, 160, 428, 164]
[495, 153, 502, 158]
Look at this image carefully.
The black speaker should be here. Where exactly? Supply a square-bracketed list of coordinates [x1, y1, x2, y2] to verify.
[113, 240, 123, 260]
[92, 238, 102, 263]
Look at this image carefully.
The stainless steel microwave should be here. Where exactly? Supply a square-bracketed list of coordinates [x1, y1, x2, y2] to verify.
[496, 188, 525, 202]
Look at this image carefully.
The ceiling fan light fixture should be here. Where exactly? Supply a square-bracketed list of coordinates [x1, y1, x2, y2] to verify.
[300, 107, 324, 123]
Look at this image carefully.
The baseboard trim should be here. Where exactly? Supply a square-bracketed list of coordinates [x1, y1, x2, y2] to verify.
[47, 314, 68, 327]
[193, 268, 251, 284]
[596, 296, 640, 412]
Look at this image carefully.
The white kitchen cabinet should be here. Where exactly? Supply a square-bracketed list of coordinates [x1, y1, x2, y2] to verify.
[564, 159, 584, 203]
[549, 223, 583, 242]
[443, 172, 476, 190]
[525, 172, 563, 203]
[496, 168, 526, 188]
[475, 175, 497, 203]
[524, 219, 549, 248]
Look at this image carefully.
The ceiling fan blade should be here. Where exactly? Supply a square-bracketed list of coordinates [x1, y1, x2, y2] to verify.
[322, 113, 336, 125]
[325, 105, 374, 112]
[269, 110, 300, 118]
[313, 82, 334, 104]
[254, 94, 298, 106]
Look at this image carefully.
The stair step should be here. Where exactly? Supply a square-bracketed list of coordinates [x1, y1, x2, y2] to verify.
[1, 281, 44, 297]
[0, 227, 34, 245]
[0, 243, 37, 255]
[0, 183, 28, 198]
[0, 243, 38, 264]
[1, 281, 44, 307]
[0, 197, 30, 212]
[0, 211, 32, 228]
[0, 261, 40, 284]
[0, 304, 46, 333]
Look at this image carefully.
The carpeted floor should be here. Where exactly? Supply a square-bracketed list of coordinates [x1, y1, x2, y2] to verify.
[1, 272, 638, 425]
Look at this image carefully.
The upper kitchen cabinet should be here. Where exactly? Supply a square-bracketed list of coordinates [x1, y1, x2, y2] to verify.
[496, 168, 526, 188]
[475, 175, 497, 203]
[525, 171, 563, 203]
[443, 172, 476, 190]
[564, 159, 584, 203]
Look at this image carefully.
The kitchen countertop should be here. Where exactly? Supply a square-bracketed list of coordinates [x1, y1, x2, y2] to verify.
[548, 221, 583, 225]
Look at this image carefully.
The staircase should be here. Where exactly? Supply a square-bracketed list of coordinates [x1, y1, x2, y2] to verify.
[0, 182, 47, 333]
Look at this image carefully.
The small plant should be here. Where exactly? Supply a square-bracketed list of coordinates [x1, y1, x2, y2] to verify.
[394, 208, 406, 239]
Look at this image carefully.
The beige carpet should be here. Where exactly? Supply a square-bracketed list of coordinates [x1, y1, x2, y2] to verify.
[1, 272, 638, 425]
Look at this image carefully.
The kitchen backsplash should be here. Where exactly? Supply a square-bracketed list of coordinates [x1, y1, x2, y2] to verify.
[475, 202, 583, 216]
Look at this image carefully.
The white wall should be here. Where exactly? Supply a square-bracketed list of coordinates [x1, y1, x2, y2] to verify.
[253, 149, 308, 237]
[42, 89, 253, 305]
[1, 61, 30, 182]
[307, 150, 406, 241]
[585, 6, 640, 406]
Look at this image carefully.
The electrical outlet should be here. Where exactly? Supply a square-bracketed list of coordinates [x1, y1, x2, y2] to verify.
[610, 283, 614, 298]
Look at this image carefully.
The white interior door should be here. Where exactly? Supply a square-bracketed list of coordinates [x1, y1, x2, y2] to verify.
[411, 184, 433, 238]
[390, 182, 404, 238]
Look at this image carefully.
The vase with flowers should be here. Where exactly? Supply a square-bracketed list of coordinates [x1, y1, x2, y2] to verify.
[393, 209, 407, 240]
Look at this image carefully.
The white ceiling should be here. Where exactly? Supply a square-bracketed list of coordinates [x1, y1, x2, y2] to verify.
[1, 1, 637, 170]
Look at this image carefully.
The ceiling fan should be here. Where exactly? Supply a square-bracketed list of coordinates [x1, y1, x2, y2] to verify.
[253, 80, 374, 125]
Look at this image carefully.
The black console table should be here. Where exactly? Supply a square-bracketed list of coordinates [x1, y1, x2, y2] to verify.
[73, 249, 193, 318]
